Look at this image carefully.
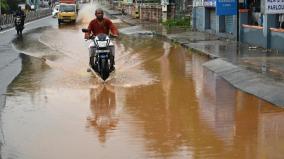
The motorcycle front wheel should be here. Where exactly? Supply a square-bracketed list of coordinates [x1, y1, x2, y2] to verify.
[16, 26, 23, 36]
[100, 58, 110, 81]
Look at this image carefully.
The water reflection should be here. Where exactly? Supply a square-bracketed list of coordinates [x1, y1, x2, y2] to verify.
[199, 69, 236, 144]
[160, 42, 171, 110]
[257, 108, 284, 159]
[123, 45, 198, 158]
[87, 85, 118, 143]
[7, 54, 49, 95]
[193, 60, 284, 158]
[12, 27, 65, 61]
[123, 43, 284, 159]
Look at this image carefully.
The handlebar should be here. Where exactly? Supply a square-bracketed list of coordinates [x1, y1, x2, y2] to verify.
[82, 28, 89, 33]
[82, 28, 118, 40]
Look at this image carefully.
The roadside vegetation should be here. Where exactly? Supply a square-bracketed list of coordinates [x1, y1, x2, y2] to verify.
[162, 17, 191, 28]
[1, 0, 26, 14]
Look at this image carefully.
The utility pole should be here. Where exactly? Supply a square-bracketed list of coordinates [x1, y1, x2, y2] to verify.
[140, 0, 142, 20]
[0, 0, 2, 16]
[161, 0, 168, 22]
[236, 0, 239, 42]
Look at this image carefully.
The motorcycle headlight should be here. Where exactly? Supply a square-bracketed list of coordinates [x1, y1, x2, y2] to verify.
[97, 40, 107, 47]
[95, 39, 110, 48]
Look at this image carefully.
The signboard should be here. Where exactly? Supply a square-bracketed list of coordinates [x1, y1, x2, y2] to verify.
[193, 0, 204, 7]
[161, 0, 169, 5]
[123, 0, 132, 4]
[216, 0, 237, 15]
[204, 0, 216, 7]
[264, 0, 284, 14]
[162, 5, 167, 12]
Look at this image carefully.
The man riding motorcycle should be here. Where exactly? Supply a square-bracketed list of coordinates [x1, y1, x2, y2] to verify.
[14, 7, 26, 29]
[84, 8, 119, 71]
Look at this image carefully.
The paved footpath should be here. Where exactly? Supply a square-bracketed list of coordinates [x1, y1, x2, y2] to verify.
[101, 5, 284, 107]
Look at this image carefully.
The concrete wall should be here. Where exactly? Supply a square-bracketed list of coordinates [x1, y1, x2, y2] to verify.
[240, 13, 284, 53]
[193, 7, 236, 36]
[270, 31, 284, 53]
[241, 27, 266, 47]
[194, 7, 205, 31]
[121, 3, 162, 22]
[140, 5, 162, 22]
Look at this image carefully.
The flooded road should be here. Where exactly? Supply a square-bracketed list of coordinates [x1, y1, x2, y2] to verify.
[1, 4, 284, 159]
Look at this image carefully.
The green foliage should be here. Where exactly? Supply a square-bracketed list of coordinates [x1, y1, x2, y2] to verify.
[1, 0, 10, 13]
[1, 0, 26, 14]
[4, 0, 26, 13]
[162, 17, 191, 28]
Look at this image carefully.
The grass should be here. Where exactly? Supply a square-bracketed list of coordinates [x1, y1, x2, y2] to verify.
[162, 17, 191, 28]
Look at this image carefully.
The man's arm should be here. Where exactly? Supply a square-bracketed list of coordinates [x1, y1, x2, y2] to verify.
[85, 21, 93, 39]
[107, 19, 119, 36]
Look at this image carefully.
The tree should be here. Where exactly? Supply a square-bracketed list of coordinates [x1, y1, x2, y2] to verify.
[1, 0, 9, 14]
[7, 0, 25, 13]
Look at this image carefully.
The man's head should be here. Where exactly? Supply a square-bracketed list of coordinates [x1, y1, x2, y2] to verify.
[95, 9, 104, 21]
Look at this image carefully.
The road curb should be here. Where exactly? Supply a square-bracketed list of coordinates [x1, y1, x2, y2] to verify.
[203, 59, 284, 107]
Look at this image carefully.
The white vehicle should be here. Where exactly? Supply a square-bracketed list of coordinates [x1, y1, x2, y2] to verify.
[52, 5, 60, 18]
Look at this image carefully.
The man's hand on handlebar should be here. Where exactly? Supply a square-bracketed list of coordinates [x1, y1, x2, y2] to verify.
[84, 33, 94, 40]
[84, 33, 90, 39]
[109, 34, 118, 39]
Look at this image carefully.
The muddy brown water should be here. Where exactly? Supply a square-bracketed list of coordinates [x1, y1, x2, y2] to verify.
[1, 21, 284, 159]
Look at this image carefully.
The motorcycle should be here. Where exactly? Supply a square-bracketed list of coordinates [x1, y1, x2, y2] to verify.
[82, 28, 115, 81]
[15, 16, 24, 36]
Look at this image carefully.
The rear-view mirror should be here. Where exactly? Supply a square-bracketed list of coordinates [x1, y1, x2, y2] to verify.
[82, 28, 89, 33]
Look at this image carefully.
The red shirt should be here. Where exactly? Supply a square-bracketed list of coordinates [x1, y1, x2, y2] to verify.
[87, 18, 119, 36]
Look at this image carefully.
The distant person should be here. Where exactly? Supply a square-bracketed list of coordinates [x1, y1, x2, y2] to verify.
[258, 14, 263, 26]
[14, 7, 26, 28]
[121, 8, 126, 16]
[48, 0, 52, 8]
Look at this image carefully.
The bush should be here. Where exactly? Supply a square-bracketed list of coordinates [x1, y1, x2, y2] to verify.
[162, 17, 191, 28]
[0, 0, 9, 14]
